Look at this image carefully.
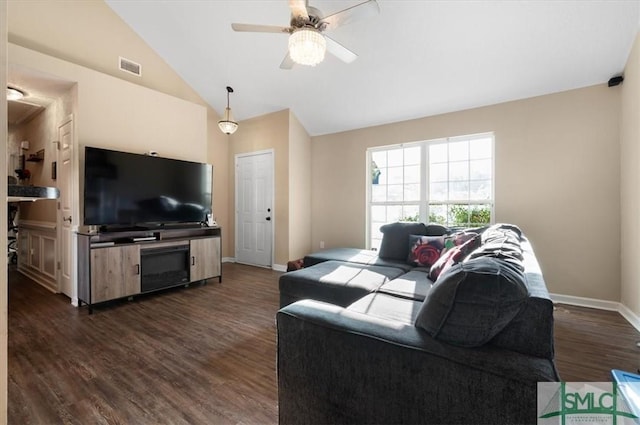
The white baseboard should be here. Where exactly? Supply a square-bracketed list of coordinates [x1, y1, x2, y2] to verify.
[619, 304, 640, 334]
[224, 257, 285, 272]
[551, 293, 640, 333]
[272, 264, 286, 272]
[550, 293, 620, 311]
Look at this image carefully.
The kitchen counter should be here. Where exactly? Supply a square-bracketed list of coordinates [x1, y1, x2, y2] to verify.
[8, 184, 60, 202]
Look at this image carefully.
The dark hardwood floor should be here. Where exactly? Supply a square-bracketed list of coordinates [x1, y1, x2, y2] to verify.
[7, 263, 640, 424]
[553, 303, 640, 381]
[8, 263, 282, 425]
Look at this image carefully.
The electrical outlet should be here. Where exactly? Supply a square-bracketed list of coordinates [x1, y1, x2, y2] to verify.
[320, 241, 325, 249]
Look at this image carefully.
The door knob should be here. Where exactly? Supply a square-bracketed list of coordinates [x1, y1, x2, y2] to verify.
[63, 216, 72, 223]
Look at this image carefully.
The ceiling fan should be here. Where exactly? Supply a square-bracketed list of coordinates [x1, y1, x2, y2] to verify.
[231, 0, 380, 69]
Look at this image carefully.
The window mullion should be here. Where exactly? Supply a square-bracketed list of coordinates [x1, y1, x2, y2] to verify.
[421, 142, 428, 223]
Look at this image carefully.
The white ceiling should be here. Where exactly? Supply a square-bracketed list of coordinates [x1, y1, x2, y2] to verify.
[105, 0, 640, 136]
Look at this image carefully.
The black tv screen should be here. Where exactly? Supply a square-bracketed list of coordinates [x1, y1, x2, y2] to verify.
[83, 147, 212, 228]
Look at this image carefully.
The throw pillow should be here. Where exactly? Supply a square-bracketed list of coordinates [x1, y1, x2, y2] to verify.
[428, 234, 482, 281]
[407, 235, 445, 267]
[378, 222, 428, 261]
[415, 257, 528, 347]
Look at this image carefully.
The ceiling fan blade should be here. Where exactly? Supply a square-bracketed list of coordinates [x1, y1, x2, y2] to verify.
[289, 0, 309, 20]
[280, 52, 295, 70]
[231, 23, 289, 34]
[322, 0, 380, 30]
[325, 36, 358, 63]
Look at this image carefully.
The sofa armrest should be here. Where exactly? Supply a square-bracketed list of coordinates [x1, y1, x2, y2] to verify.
[277, 299, 559, 425]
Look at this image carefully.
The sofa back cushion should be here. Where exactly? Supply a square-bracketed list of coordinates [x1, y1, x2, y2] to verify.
[489, 238, 555, 359]
[379, 222, 448, 261]
[468, 223, 524, 267]
[414, 256, 528, 347]
[490, 292, 555, 359]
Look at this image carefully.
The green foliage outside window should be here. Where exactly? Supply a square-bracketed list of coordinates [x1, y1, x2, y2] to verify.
[401, 213, 420, 222]
[429, 205, 491, 227]
[402, 206, 490, 226]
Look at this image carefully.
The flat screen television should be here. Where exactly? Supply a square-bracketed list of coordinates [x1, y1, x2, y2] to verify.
[83, 146, 212, 230]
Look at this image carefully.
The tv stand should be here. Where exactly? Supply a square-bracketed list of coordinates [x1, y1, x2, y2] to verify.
[99, 225, 152, 233]
[77, 226, 222, 313]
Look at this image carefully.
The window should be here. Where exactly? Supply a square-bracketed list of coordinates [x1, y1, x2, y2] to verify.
[367, 133, 494, 250]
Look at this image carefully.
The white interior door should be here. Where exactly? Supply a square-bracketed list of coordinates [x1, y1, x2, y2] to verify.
[235, 151, 273, 267]
[57, 117, 73, 297]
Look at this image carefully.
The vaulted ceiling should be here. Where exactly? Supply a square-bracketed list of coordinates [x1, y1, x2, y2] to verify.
[48, 1, 640, 136]
[9, 0, 640, 135]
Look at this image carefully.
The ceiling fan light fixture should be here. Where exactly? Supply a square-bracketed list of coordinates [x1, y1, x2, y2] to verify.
[289, 28, 326, 66]
[7, 87, 25, 101]
[218, 86, 238, 135]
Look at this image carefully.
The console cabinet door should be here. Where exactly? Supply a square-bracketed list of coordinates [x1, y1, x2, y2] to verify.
[121, 245, 141, 296]
[190, 237, 220, 281]
[91, 245, 141, 303]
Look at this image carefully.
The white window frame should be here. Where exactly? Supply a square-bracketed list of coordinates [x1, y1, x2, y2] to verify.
[366, 132, 495, 250]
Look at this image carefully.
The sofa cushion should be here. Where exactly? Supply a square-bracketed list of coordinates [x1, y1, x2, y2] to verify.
[348, 292, 423, 325]
[377, 270, 434, 301]
[303, 247, 414, 272]
[488, 238, 555, 359]
[378, 222, 449, 262]
[414, 257, 528, 347]
[378, 222, 428, 261]
[279, 260, 406, 308]
[467, 223, 524, 268]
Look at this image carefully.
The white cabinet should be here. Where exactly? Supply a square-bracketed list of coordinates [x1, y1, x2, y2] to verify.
[16, 221, 58, 292]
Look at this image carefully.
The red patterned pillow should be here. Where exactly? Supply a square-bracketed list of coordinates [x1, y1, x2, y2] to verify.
[429, 234, 482, 281]
[407, 235, 445, 267]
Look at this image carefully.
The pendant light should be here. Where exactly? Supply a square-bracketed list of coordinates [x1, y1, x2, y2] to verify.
[218, 86, 238, 135]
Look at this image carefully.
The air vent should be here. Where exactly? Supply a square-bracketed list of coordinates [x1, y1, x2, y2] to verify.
[119, 57, 142, 77]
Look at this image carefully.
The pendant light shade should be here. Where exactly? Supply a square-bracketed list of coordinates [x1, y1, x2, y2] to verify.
[218, 86, 238, 135]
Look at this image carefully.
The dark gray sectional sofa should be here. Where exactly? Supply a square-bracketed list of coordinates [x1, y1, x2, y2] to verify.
[277, 223, 560, 424]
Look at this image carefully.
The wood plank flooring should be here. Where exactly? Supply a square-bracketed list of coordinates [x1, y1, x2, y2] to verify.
[8, 263, 282, 425]
[7, 263, 640, 424]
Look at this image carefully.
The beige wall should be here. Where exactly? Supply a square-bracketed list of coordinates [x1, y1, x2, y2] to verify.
[621, 31, 640, 316]
[228, 109, 290, 265]
[288, 111, 311, 259]
[9, 43, 208, 226]
[207, 109, 231, 257]
[312, 84, 621, 301]
[1, 1, 8, 421]
[7, 0, 204, 105]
